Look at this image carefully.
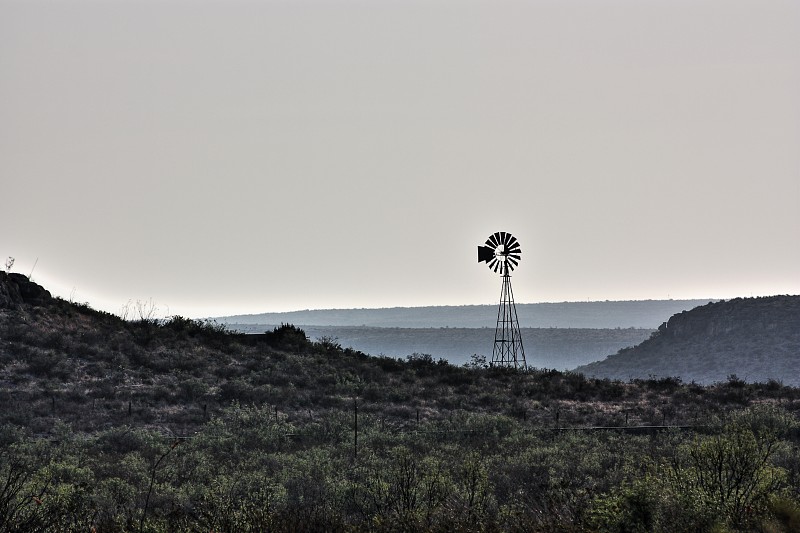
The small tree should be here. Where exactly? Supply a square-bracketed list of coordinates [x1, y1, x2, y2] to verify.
[667, 415, 787, 529]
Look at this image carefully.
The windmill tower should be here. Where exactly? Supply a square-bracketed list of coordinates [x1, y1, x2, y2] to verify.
[477, 231, 527, 369]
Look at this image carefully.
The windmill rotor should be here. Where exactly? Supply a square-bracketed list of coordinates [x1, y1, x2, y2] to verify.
[477, 231, 522, 274]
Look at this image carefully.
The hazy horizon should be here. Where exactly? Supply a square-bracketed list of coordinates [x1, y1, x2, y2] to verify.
[216, 297, 720, 317]
[3, 0, 798, 318]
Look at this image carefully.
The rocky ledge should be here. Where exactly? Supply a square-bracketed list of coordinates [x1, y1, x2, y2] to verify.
[0, 271, 53, 308]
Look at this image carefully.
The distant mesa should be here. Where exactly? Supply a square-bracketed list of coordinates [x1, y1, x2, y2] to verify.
[576, 295, 800, 386]
[217, 299, 716, 330]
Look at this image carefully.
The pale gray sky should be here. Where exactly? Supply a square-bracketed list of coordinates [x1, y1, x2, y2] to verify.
[2, 0, 798, 317]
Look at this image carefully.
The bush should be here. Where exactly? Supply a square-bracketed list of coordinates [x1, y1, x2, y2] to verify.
[262, 324, 310, 352]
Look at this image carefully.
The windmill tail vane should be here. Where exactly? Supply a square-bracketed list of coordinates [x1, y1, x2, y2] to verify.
[477, 231, 527, 369]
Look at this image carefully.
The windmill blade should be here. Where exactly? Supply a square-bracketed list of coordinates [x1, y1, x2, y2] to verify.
[493, 261, 501, 273]
[499, 231, 508, 246]
[506, 235, 518, 249]
[493, 232, 503, 247]
[507, 242, 521, 254]
[488, 258, 498, 271]
[508, 257, 519, 268]
[486, 233, 498, 247]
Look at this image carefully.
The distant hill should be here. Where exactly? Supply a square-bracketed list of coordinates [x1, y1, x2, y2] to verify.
[575, 296, 800, 385]
[217, 299, 714, 329]
[226, 324, 653, 370]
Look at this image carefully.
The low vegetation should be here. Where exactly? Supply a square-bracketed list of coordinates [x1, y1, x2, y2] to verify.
[2, 274, 800, 531]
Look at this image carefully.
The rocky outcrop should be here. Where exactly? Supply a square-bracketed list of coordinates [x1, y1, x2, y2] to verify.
[575, 296, 800, 385]
[0, 271, 52, 308]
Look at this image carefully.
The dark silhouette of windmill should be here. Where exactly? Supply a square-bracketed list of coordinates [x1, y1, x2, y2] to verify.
[477, 231, 527, 369]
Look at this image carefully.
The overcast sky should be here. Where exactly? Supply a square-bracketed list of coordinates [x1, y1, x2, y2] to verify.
[2, 0, 798, 318]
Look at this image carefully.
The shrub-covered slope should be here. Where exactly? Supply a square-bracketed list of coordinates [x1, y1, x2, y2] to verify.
[576, 296, 800, 384]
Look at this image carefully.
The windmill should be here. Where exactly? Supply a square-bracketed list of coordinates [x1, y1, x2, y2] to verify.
[477, 231, 527, 369]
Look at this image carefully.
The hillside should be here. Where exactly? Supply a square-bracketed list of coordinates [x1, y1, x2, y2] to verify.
[4, 271, 800, 532]
[218, 299, 713, 329]
[576, 296, 800, 385]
